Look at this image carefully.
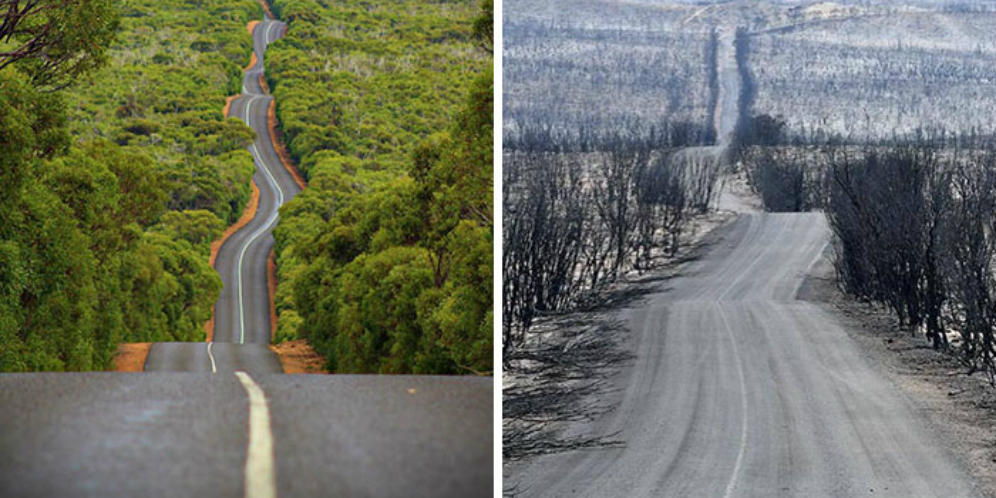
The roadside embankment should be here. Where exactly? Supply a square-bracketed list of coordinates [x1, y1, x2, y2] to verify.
[205, 180, 259, 342]
[268, 250, 278, 339]
[270, 340, 328, 374]
[222, 94, 239, 117]
[244, 52, 257, 71]
[267, 99, 306, 189]
[113, 343, 151, 372]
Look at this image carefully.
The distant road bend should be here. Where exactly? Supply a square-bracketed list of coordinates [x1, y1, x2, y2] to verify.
[0, 14, 493, 498]
[147, 15, 297, 374]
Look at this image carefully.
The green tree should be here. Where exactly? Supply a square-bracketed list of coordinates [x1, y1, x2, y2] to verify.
[0, 0, 119, 88]
[271, 0, 493, 374]
[0, 0, 256, 371]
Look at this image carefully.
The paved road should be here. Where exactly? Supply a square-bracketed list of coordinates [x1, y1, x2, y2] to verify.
[671, 28, 743, 212]
[713, 27, 740, 148]
[511, 212, 982, 497]
[0, 373, 492, 497]
[0, 15, 493, 498]
[145, 342, 282, 373]
[147, 16, 298, 373]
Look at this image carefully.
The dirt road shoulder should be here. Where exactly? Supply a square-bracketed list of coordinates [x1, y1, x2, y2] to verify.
[799, 255, 996, 498]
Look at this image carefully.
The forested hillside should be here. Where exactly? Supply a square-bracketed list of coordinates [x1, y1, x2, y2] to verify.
[0, 0, 261, 371]
[70, 0, 261, 226]
[267, 0, 493, 374]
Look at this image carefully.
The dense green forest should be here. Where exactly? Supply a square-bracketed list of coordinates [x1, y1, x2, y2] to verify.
[0, 0, 493, 373]
[0, 0, 262, 370]
[268, 0, 493, 374]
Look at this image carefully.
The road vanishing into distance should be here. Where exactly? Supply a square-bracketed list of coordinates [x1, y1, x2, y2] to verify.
[671, 28, 747, 211]
[512, 14, 982, 498]
[712, 27, 740, 149]
[147, 16, 295, 374]
[0, 14, 493, 498]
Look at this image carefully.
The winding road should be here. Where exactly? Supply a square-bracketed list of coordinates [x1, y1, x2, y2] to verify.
[0, 13, 493, 498]
[146, 15, 297, 374]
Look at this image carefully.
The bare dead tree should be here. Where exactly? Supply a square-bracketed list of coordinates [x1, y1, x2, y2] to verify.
[938, 154, 996, 381]
[741, 146, 825, 212]
[503, 152, 590, 350]
[503, 123, 703, 349]
[633, 153, 687, 270]
[826, 144, 947, 337]
[815, 134, 996, 382]
[592, 144, 646, 281]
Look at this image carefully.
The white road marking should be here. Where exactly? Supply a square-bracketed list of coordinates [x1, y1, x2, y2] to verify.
[234, 96, 285, 344]
[207, 342, 217, 373]
[244, 95, 253, 125]
[224, 18, 287, 344]
[717, 305, 748, 498]
[235, 371, 276, 498]
[266, 22, 277, 45]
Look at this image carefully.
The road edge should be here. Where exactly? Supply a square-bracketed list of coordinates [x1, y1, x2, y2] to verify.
[799, 254, 996, 498]
[504, 210, 738, 475]
[112, 343, 151, 372]
[204, 19, 266, 343]
[266, 99, 306, 189]
[205, 180, 260, 342]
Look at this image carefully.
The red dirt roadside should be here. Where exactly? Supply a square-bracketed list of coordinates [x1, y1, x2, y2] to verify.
[267, 99, 306, 189]
[204, 180, 260, 342]
[113, 343, 151, 372]
[270, 340, 329, 374]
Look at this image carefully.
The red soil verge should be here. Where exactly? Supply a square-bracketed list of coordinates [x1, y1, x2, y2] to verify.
[244, 21, 260, 72]
[113, 343, 151, 372]
[267, 250, 278, 340]
[210, 181, 259, 268]
[270, 340, 329, 374]
[267, 99, 306, 189]
[259, 73, 269, 94]
[259, 0, 276, 19]
[203, 314, 215, 343]
[244, 52, 258, 71]
[205, 180, 260, 342]
[208, 6, 324, 365]
[222, 94, 240, 117]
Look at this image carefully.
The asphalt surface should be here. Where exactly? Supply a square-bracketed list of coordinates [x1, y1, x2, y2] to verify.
[0, 373, 493, 497]
[0, 15, 493, 498]
[147, 16, 299, 373]
[671, 29, 741, 211]
[512, 212, 982, 497]
[713, 27, 739, 147]
[145, 342, 283, 373]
